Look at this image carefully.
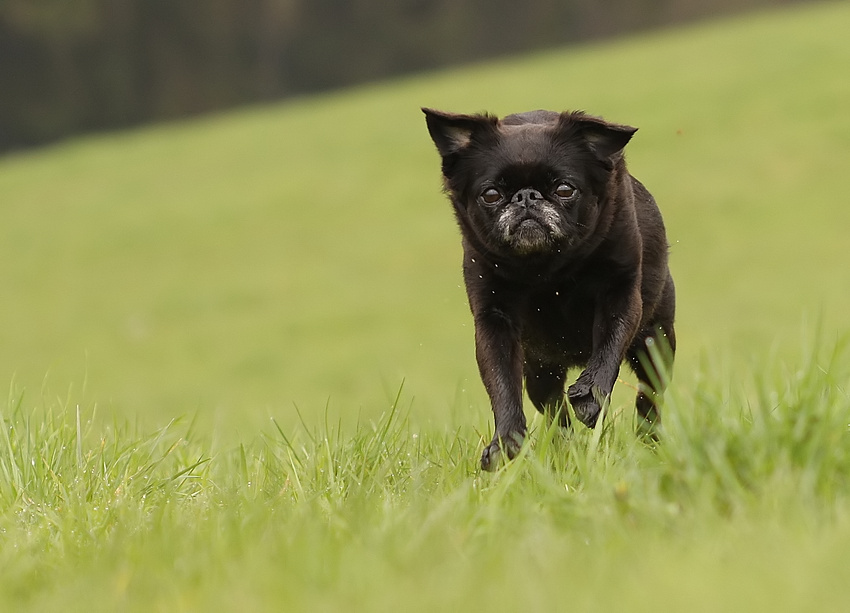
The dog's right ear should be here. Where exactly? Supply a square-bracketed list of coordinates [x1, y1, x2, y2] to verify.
[422, 108, 497, 157]
[560, 112, 637, 163]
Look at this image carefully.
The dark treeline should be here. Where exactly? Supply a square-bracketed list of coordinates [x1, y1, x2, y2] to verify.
[0, 0, 809, 152]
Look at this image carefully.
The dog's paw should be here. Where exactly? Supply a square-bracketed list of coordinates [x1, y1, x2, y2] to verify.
[567, 379, 606, 428]
[636, 417, 661, 445]
[480, 431, 524, 472]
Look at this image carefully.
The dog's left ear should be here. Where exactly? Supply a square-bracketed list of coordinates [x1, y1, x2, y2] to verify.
[562, 112, 638, 162]
[422, 108, 497, 157]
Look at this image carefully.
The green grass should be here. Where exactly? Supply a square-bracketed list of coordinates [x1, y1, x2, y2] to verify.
[3, 337, 850, 610]
[1, 1, 850, 609]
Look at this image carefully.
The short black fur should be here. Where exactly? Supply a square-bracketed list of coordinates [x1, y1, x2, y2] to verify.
[423, 108, 676, 471]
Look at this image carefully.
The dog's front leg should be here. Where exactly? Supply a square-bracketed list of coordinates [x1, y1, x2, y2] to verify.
[568, 283, 642, 428]
[473, 307, 526, 471]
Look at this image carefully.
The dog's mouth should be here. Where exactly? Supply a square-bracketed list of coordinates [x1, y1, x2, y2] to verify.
[517, 218, 544, 231]
[512, 218, 552, 253]
[498, 209, 564, 254]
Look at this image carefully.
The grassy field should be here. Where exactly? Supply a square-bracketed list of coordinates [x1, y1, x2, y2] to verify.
[1, 1, 850, 609]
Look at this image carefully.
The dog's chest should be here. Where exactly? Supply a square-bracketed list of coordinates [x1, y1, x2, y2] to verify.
[519, 283, 597, 364]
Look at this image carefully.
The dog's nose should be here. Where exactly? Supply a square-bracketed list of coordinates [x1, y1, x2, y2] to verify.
[511, 188, 544, 208]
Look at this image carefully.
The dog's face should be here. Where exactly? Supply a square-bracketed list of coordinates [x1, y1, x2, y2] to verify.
[423, 108, 637, 257]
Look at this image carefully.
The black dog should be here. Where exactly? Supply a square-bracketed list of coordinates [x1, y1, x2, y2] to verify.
[423, 108, 676, 471]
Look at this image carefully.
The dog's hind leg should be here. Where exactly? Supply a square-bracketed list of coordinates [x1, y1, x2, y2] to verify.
[628, 277, 676, 437]
[628, 319, 675, 438]
[525, 361, 569, 427]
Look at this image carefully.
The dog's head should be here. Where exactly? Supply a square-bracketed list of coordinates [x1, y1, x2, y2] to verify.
[423, 108, 636, 258]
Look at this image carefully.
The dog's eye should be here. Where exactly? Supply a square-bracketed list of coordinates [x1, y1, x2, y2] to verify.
[480, 188, 502, 205]
[555, 183, 577, 200]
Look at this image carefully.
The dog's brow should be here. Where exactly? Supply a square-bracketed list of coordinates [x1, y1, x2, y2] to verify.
[500, 123, 550, 136]
[497, 124, 557, 166]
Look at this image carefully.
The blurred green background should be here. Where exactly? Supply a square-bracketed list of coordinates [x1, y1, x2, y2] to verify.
[1, 1, 848, 439]
[1, 0, 815, 152]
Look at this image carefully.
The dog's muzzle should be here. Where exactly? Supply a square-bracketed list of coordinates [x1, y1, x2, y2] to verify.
[497, 189, 564, 253]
